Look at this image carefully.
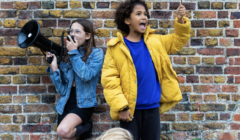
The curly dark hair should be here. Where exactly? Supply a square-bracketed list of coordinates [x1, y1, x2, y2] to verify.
[114, 0, 150, 34]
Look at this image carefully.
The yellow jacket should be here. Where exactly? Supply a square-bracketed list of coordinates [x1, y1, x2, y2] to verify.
[101, 17, 191, 121]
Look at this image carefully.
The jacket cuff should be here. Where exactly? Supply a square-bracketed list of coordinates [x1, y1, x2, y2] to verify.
[68, 49, 80, 55]
[174, 16, 191, 37]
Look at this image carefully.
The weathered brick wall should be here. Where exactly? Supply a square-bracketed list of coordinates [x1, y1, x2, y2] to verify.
[0, 0, 239, 140]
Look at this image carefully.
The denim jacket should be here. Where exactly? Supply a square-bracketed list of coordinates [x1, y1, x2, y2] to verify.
[46, 47, 104, 115]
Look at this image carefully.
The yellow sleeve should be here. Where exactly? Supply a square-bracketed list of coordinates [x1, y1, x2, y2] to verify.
[101, 47, 128, 112]
[158, 16, 191, 54]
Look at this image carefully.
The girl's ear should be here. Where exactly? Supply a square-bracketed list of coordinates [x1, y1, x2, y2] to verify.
[125, 18, 130, 25]
[85, 33, 91, 40]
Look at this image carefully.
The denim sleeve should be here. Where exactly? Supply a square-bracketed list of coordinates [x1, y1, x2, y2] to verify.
[46, 66, 67, 96]
[68, 48, 104, 82]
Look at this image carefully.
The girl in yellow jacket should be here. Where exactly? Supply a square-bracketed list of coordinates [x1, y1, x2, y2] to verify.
[101, 0, 191, 139]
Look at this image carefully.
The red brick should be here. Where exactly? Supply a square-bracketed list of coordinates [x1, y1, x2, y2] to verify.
[234, 21, 240, 28]
[1, 2, 13, 9]
[97, 2, 109, 8]
[22, 125, 51, 132]
[229, 58, 234, 65]
[194, 85, 220, 93]
[19, 86, 47, 94]
[151, 11, 172, 19]
[218, 132, 236, 140]
[235, 39, 240, 46]
[42, 76, 52, 84]
[234, 114, 240, 121]
[218, 11, 228, 18]
[177, 76, 185, 83]
[231, 123, 240, 130]
[0, 11, 16, 18]
[58, 20, 70, 27]
[93, 124, 111, 133]
[227, 48, 240, 56]
[0, 29, 19, 36]
[225, 67, 240, 74]
[13, 96, 26, 103]
[4, 37, 17, 46]
[186, 76, 199, 83]
[42, 20, 56, 27]
[216, 57, 227, 65]
[173, 132, 187, 140]
[235, 76, 240, 84]
[100, 114, 113, 122]
[177, 113, 189, 121]
[196, 67, 222, 74]
[235, 58, 240, 65]
[92, 114, 100, 122]
[105, 38, 111, 44]
[28, 2, 41, 9]
[0, 86, 17, 94]
[226, 29, 239, 37]
[220, 113, 230, 120]
[197, 48, 224, 55]
[220, 38, 231, 46]
[92, 11, 115, 19]
[194, 11, 216, 18]
[222, 85, 238, 92]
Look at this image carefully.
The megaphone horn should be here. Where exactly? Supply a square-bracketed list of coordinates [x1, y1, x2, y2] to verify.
[17, 20, 64, 64]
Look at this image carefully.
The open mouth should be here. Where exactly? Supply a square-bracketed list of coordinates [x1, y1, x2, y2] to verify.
[139, 22, 146, 29]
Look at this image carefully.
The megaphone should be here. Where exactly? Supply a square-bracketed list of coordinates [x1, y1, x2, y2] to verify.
[17, 20, 64, 64]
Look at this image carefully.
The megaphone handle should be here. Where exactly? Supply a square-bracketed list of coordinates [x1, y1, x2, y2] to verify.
[47, 57, 53, 64]
[46, 41, 54, 64]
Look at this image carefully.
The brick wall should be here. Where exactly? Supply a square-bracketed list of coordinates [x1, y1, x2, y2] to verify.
[0, 0, 239, 140]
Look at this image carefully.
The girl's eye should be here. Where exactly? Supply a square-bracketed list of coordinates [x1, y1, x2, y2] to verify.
[75, 30, 81, 34]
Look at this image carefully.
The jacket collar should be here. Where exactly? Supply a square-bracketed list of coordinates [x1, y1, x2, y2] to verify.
[107, 25, 155, 47]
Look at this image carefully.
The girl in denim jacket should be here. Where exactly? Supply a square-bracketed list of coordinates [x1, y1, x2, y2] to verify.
[46, 19, 104, 140]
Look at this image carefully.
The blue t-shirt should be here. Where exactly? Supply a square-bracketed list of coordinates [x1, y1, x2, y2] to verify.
[124, 37, 161, 109]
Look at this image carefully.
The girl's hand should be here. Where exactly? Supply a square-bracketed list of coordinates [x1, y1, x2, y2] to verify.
[66, 35, 78, 51]
[46, 51, 58, 71]
[177, 4, 186, 24]
[119, 110, 134, 122]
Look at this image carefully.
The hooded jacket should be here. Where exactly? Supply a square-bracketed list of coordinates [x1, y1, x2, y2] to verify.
[101, 17, 191, 121]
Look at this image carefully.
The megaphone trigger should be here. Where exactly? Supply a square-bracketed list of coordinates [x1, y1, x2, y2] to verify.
[47, 57, 53, 64]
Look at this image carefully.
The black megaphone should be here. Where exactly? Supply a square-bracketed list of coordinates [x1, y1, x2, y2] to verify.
[17, 20, 64, 64]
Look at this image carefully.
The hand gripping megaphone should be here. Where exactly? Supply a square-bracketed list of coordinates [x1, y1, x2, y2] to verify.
[17, 20, 65, 64]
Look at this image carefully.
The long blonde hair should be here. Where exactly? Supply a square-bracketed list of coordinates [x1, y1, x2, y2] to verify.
[96, 128, 133, 140]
